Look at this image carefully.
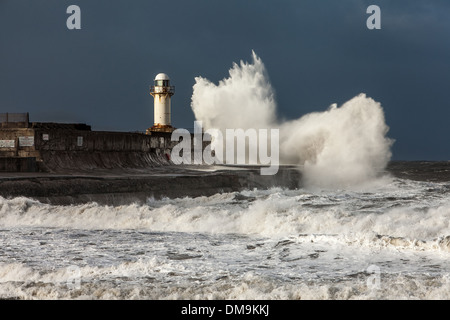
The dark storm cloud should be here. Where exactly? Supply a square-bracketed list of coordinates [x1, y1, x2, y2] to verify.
[0, 0, 449, 160]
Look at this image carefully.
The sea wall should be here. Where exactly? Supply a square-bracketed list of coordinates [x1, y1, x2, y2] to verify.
[0, 166, 302, 205]
[0, 128, 39, 159]
[0, 157, 37, 173]
[0, 124, 177, 172]
[34, 129, 174, 172]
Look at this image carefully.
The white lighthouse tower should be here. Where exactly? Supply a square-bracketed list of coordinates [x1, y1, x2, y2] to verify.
[147, 73, 175, 133]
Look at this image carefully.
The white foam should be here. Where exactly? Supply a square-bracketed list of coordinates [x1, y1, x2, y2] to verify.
[0, 260, 448, 300]
[1, 180, 449, 247]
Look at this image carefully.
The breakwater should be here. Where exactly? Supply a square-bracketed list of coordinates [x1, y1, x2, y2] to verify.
[0, 166, 302, 205]
[0, 122, 174, 173]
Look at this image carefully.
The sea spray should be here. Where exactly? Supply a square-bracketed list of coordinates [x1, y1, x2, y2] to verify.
[191, 51, 394, 188]
[191, 51, 277, 131]
[280, 94, 393, 188]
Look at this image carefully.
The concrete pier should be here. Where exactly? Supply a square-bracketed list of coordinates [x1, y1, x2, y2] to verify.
[0, 165, 302, 205]
[0, 122, 175, 172]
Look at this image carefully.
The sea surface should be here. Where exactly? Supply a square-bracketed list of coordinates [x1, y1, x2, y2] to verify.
[0, 162, 449, 300]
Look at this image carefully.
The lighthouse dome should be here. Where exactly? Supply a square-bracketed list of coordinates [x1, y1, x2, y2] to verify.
[155, 73, 170, 81]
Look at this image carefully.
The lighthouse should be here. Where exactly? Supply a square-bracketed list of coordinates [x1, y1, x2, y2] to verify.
[147, 73, 175, 134]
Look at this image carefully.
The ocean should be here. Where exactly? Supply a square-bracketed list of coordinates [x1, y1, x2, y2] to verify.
[0, 162, 449, 300]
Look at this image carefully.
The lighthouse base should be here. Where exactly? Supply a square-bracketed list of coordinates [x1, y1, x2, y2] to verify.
[146, 124, 175, 135]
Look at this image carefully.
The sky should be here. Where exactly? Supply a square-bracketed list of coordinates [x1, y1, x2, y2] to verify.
[0, 0, 449, 160]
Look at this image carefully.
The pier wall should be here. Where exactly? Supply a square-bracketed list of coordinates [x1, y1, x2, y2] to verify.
[0, 123, 177, 172]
